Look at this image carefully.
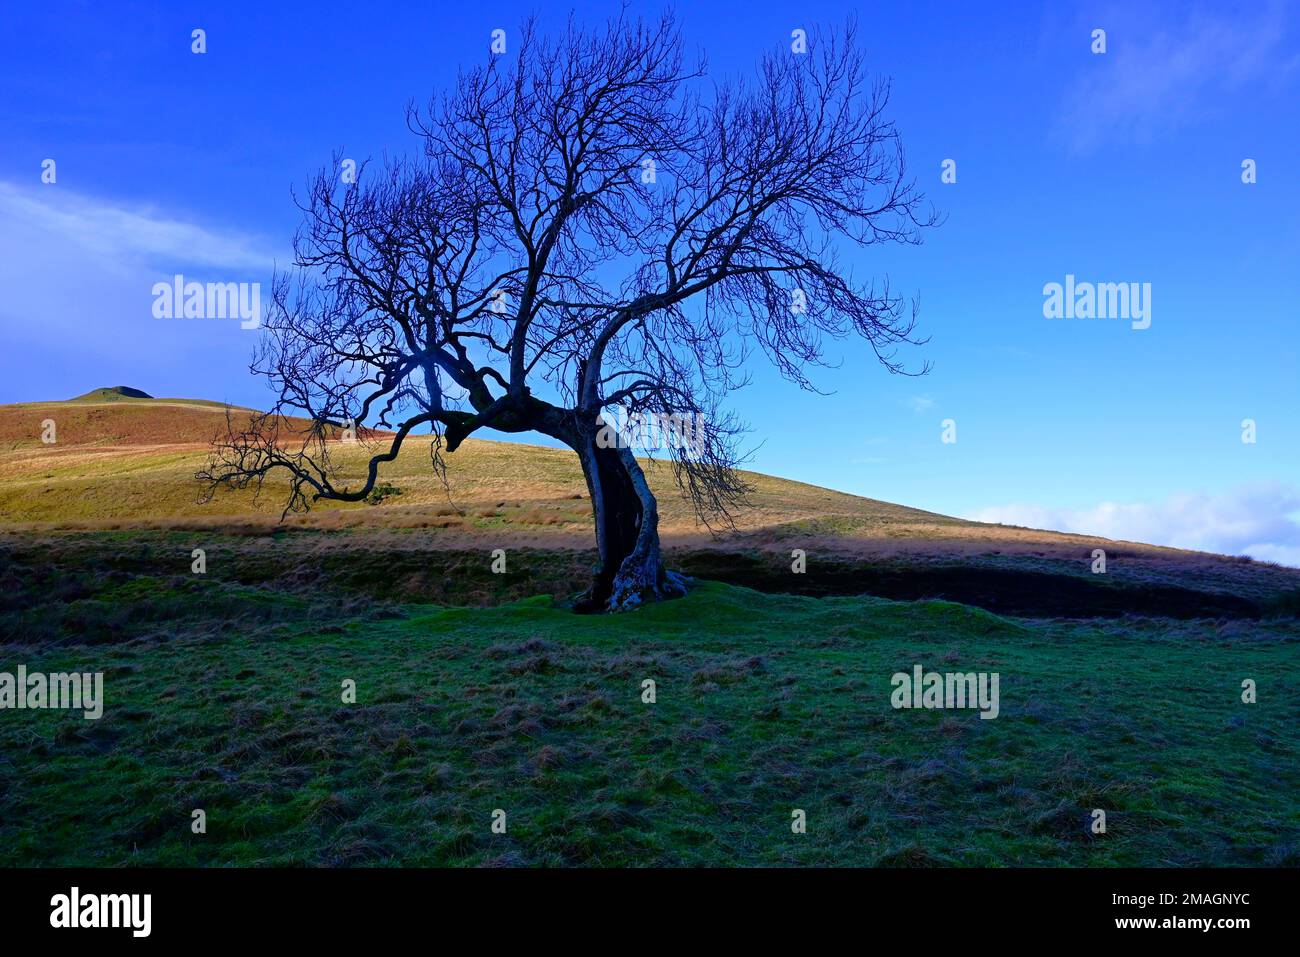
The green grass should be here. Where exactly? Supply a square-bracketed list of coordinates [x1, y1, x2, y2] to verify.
[2, 546, 1296, 867]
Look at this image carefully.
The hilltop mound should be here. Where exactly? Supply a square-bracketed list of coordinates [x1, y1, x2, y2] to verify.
[70, 386, 154, 401]
[0, 396, 267, 449]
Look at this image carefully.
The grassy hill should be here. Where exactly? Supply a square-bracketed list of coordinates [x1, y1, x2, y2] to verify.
[0, 393, 953, 533]
[2, 393, 1297, 612]
[1, 394, 1298, 867]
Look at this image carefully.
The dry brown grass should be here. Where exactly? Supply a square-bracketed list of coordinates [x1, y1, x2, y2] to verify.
[4, 396, 1296, 601]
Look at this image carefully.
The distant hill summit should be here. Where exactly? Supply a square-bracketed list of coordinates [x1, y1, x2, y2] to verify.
[70, 386, 154, 401]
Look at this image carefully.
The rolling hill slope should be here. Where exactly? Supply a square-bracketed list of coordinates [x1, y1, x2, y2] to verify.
[2, 393, 1298, 615]
[2, 397, 1297, 869]
[0, 393, 979, 534]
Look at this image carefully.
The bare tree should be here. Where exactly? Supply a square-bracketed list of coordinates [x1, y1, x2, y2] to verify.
[200, 12, 935, 612]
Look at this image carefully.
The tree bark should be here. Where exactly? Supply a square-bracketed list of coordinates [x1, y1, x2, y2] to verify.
[573, 429, 688, 612]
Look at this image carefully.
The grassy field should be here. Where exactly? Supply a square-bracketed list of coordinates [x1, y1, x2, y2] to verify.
[1, 395, 1298, 866]
[2, 551, 1296, 867]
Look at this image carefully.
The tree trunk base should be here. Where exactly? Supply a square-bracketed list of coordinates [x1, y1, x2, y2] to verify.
[607, 561, 690, 612]
[575, 558, 690, 614]
[573, 424, 688, 613]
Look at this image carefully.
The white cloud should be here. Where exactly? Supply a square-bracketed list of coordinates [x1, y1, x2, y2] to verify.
[903, 395, 935, 414]
[969, 484, 1300, 567]
[1056, 2, 1299, 152]
[0, 180, 277, 273]
[0, 181, 282, 403]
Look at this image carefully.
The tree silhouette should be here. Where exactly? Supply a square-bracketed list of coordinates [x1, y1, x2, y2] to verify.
[200, 12, 935, 611]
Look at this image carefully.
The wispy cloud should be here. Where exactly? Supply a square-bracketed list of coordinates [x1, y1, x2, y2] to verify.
[903, 395, 935, 414]
[968, 483, 1300, 567]
[0, 181, 277, 273]
[1056, 2, 1299, 152]
[0, 181, 281, 401]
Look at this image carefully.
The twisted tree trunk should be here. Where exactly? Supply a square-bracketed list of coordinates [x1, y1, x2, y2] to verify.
[573, 429, 687, 612]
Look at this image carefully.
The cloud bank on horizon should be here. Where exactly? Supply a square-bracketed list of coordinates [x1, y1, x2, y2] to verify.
[970, 484, 1300, 568]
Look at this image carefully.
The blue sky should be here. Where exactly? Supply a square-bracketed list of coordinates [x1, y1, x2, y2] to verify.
[1, 0, 1298, 562]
